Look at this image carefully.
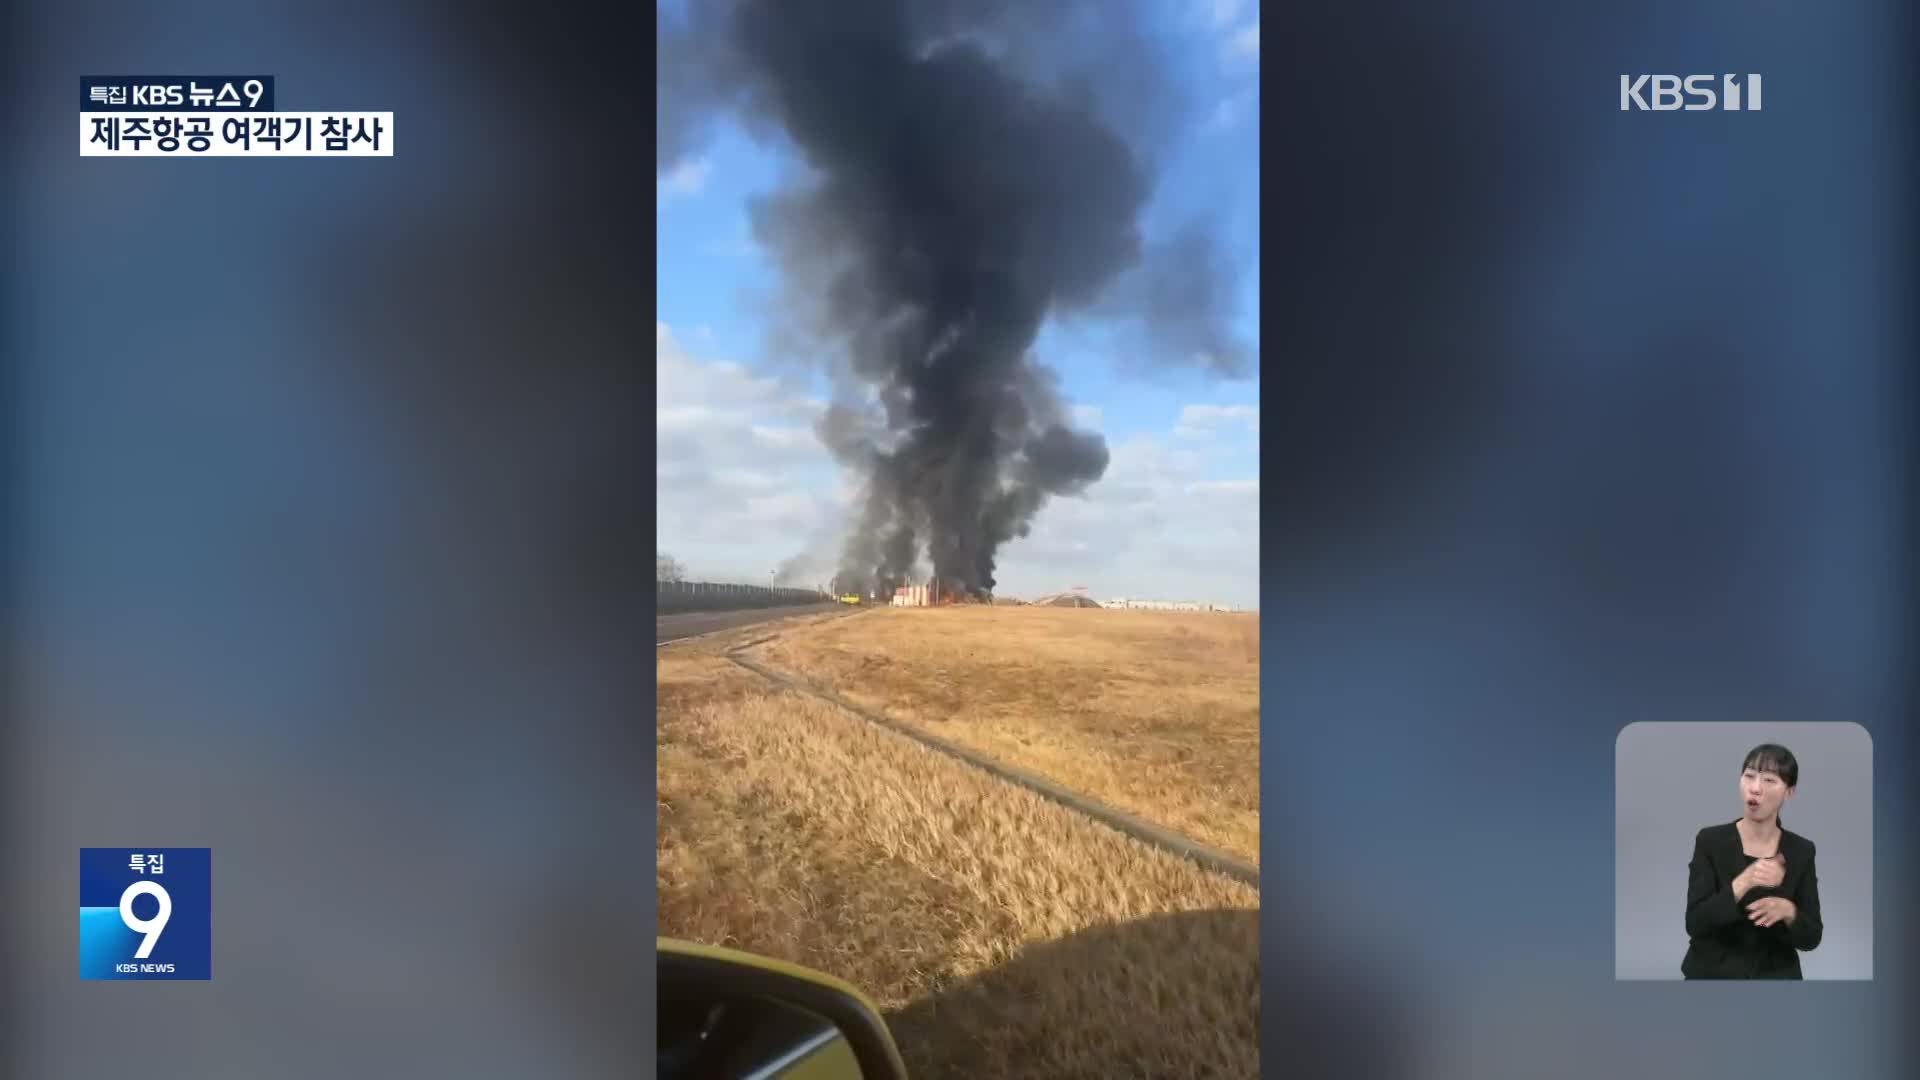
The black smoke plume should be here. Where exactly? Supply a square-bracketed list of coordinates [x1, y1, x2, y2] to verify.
[663, 0, 1249, 599]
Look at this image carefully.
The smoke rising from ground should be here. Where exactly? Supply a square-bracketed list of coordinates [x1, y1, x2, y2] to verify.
[662, 0, 1251, 598]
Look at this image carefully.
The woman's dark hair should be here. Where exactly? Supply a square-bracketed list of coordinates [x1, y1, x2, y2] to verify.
[1741, 743, 1799, 789]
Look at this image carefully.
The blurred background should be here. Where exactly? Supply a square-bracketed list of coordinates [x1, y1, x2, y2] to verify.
[6, 2, 651, 1076]
[4, 1, 1914, 1079]
[1267, 1, 1912, 1078]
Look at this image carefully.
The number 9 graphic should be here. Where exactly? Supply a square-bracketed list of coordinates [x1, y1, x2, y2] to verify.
[120, 881, 171, 960]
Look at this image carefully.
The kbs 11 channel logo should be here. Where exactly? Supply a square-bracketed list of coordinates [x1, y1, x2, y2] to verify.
[79, 848, 211, 980]
[79, 75, 393, 157]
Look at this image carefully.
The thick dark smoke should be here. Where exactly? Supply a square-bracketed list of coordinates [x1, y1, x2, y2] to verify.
[662, 0, 1250, 599]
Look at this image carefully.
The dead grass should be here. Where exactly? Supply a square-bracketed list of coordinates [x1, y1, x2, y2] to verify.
[753, 606, 1261, 864]
[657, 646, 1259, 1079]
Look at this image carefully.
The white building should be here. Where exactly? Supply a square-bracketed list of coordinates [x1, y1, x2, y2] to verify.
[1106, 598, 1234, 613]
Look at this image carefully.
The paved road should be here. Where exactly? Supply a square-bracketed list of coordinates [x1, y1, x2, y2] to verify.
[656, 603, 848, 645]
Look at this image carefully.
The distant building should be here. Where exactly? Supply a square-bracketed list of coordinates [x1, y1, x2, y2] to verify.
[1035, 593, 1101, 608]
[1106, 598, 1236, 613]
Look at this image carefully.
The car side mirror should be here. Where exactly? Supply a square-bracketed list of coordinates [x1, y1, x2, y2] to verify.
[658, 937, 910, 1079]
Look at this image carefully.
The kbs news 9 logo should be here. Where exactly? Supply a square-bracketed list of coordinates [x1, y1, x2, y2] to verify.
[79, 848, 211, 980]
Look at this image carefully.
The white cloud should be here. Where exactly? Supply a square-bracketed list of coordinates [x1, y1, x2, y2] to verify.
[656, 155, 712, 202]
[657, 406, 729, 444]
[711, 466, 783, 494]
[656, 324, 844, 581]
[1173, 403, 1260, 440]
[744, 491, 828, 532]
[1209, 0, 1244, 29]
[1180, 403, 1259, 426]
[657, 326, 821, 425]
[750, 424, 821, 453]
[994, 432, 1259, 609]
[1187, 479, 1260, 498]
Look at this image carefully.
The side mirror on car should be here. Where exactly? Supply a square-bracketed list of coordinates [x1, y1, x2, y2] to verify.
[657, 937, 910, 1079]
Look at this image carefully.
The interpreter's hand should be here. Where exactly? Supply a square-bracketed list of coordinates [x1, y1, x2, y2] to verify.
[1745, 855, 1785, 891]
[1746, 896, 1797, 928]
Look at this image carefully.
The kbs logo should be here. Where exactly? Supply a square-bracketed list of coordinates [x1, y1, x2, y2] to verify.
[1620, 74, 1763, 112]
[79, 848, 211, 980]
[130, 84, 184, 106]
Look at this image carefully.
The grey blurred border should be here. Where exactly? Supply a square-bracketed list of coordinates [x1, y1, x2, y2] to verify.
[5, 2, 657, 1077]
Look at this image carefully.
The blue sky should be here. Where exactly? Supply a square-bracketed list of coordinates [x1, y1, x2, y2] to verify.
[657, 1, 1261, 607]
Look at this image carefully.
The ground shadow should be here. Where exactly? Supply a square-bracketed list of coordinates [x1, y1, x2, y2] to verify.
[884, 906, 1407, 1080]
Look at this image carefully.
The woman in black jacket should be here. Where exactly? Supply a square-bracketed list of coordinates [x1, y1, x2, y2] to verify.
[1681, 743, 1824, 979]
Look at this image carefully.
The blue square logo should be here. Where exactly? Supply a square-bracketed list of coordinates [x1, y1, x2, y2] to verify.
[79, 848, 211, 980]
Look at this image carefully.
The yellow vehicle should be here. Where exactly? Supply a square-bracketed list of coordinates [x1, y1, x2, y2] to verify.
[838, 595, 862, 605]
[658, 937, 909, 1079]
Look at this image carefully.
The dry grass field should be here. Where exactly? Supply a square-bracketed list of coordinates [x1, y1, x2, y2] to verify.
[656, 636, 1260, 1079]
[754, 605, 1261, 864]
